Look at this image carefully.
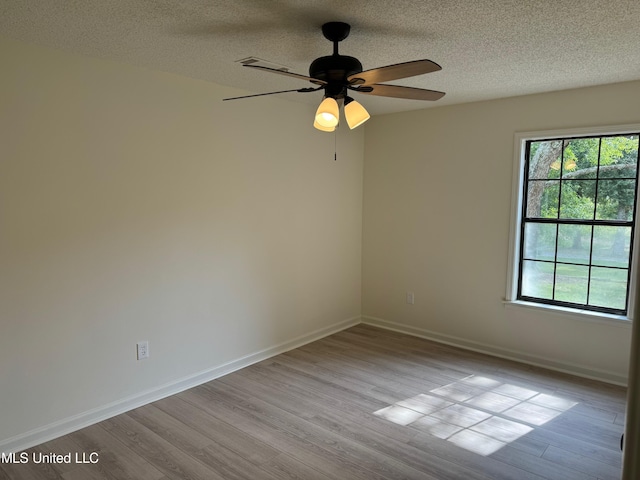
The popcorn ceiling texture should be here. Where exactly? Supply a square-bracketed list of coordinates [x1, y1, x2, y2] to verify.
[2, 0, 639, 114]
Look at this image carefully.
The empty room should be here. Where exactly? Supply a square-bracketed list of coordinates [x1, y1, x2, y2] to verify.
[1, 1, 640, 479]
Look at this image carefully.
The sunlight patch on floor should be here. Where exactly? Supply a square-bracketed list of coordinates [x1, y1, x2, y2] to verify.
[373, 375, 578, 456]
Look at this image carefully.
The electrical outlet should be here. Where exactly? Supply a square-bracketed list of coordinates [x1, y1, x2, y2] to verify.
[406, 291, 415, 304]
[137, 341, 149, 360]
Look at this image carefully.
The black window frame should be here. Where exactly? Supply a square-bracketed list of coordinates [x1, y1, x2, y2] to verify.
[517, 133, 640, 315]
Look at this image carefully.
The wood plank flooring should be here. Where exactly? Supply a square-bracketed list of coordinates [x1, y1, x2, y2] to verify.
[0, 324, 626, 480]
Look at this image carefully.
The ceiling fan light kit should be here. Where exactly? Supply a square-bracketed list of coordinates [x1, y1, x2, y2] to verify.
[225, 21, 445, 132]
[344, 97, 370, 130]
[315, 97, 340, 128]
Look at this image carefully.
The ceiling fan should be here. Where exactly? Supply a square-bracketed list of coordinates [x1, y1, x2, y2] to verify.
[223, 21, 445, 132]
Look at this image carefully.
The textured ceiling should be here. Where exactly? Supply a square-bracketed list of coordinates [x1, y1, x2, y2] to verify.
[2, 0, 640, 115]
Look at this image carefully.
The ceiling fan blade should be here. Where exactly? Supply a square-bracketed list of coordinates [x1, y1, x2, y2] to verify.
[354, 84, 445, 101]
[223, 87, 321, 101]
[347, 60, 441, 85]
[244, 65, 326, 85]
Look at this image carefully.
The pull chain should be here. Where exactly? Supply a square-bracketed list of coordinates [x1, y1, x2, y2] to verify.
[334, 127, 337, 161]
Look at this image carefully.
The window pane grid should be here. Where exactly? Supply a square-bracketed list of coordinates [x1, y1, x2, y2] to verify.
[523, 218, 632, 227]
[518, 133, 639, 314]
[586, 223, 595, 306]
[554, 142, 565, 221]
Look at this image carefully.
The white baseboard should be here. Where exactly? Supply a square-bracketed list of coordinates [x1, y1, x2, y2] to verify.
[1, 316, 361, 454]
[362, 315, 628, 387]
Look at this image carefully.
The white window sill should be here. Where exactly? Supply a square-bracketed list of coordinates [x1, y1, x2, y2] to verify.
[503, 299, 632, 327]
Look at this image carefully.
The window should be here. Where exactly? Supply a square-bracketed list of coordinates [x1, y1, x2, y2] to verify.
[508, 126, 640, 317]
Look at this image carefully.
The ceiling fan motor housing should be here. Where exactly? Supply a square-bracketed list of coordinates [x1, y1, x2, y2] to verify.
[309, 55, 362, 98]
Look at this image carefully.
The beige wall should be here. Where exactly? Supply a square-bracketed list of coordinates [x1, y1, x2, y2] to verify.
[0, 38, 363, 445]
[363, 81, 640, 384]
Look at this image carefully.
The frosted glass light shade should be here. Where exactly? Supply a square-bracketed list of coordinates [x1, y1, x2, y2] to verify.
[344, 99, 370, 129]
[313, 120, 335, 132]
[315, 97, 339, 128]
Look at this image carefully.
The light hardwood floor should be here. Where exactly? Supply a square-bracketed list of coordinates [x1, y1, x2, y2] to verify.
[0, 324, 626, 480]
